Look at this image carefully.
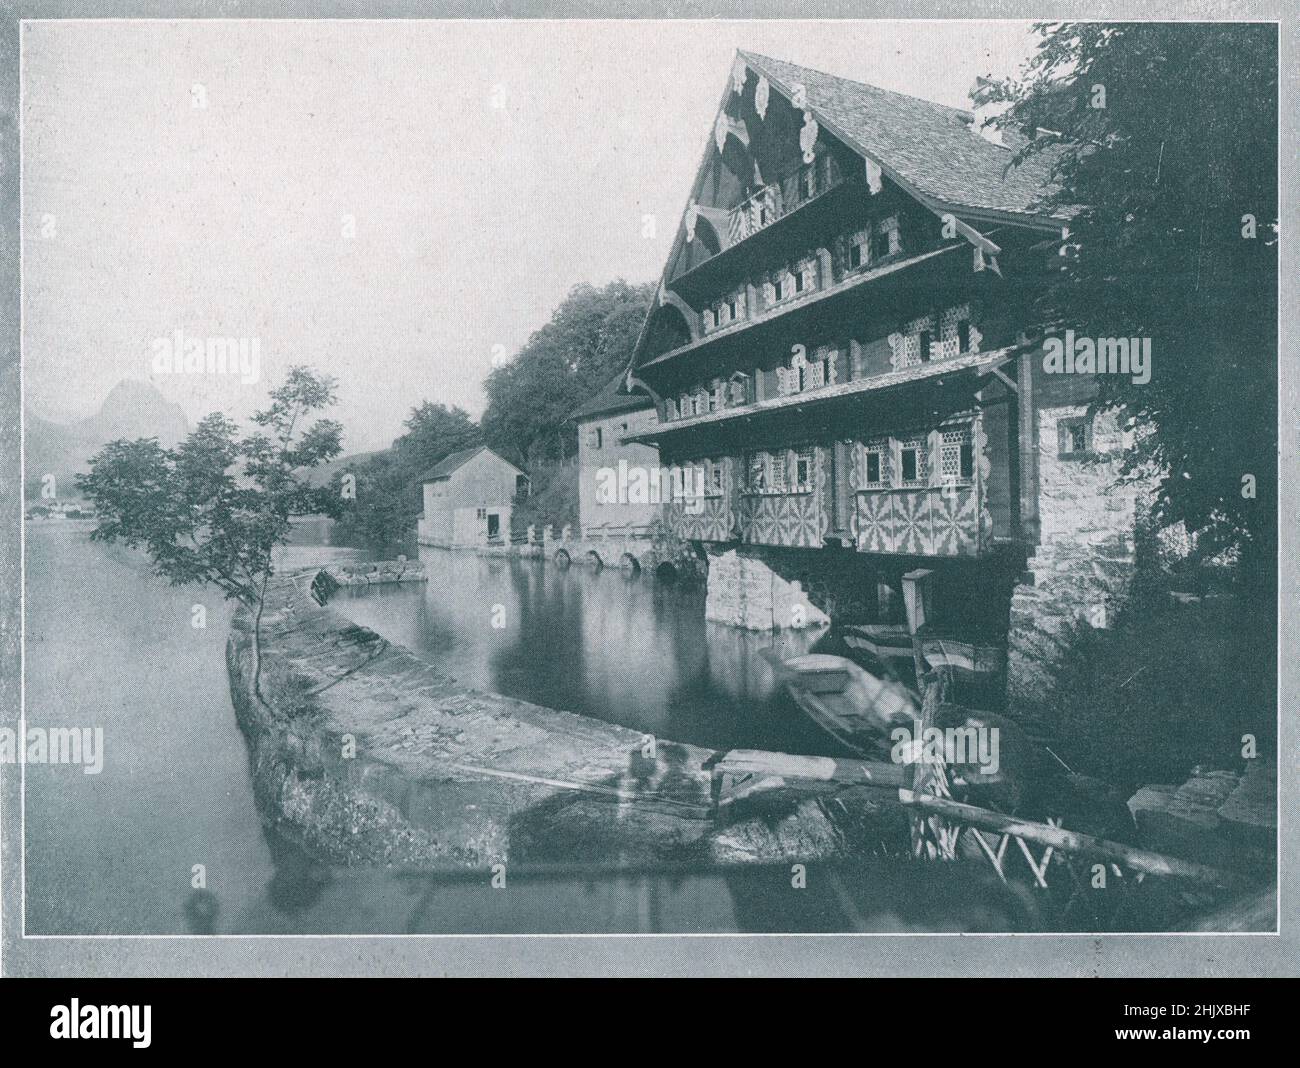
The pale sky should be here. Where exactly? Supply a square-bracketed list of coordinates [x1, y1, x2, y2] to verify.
[22, 18, 1038, 452]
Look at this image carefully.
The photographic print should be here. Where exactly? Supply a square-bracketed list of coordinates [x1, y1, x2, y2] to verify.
[2, 5, 1286, 976]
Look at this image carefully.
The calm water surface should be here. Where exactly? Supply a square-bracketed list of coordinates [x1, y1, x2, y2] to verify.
[20, 523, 1038, 935]
[334, 546, 847, 756]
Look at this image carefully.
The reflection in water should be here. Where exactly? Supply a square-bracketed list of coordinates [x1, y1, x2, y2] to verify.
[184, 890, 220, 935]
[25, 524, 1054, 934]
[334, 547, 841, 755]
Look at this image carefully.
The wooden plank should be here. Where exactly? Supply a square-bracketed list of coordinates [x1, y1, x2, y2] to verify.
[715, 749, 905, 788]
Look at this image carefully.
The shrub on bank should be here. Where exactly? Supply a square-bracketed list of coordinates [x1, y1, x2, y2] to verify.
[1026, 584, 1273, 792]
[510, 461, 578, 540]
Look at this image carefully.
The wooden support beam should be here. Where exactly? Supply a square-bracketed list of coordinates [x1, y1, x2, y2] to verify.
[895, 790, 1239, 888]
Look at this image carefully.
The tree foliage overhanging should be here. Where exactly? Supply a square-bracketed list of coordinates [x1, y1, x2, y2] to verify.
[982, 22, 1278, 576]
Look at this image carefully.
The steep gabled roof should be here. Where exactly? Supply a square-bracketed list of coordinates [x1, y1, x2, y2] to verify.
[420, 446, 524, 483]
[738, 51, 1066, 224]
[569, 372, 656, 422]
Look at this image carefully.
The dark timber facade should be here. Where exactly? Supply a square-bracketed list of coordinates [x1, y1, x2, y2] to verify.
[610, 52, 1139, 702]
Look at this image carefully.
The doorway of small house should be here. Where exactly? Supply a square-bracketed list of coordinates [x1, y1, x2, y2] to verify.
[487, 512, 500, 540]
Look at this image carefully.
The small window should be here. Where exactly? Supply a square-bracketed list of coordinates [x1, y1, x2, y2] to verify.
[769, 451, 789, 494]
[849, 242, 864, 269]
[709, 460, 723, 496]
[794, 448, 814, 493]
[940, 426, 974, 486]
[863, 449, 885, 489]
[1059, 417, 1093, 458]
[794, 271, 805, 294]
[477, 508, 487, 520]
[729, 298, 740, 320]
[957, 320, 972, 354]
[899, 437, 929, 487]
[773, 277, 785, 302]
[918, 330, 933, 362]
[871, 229, 890, 262]
[593, 427, 603, 449]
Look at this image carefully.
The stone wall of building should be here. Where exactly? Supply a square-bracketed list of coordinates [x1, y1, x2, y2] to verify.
[1007, 404, 1143, 710]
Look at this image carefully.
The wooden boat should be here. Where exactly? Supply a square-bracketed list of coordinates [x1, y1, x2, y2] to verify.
[842, 623, 914, 661]
[843, 625, 1006, 679]
[779, 653, 919, 759]
[920, 637, 1005, 678]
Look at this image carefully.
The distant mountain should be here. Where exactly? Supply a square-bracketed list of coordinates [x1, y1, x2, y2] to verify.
[25, 379, 189, 500]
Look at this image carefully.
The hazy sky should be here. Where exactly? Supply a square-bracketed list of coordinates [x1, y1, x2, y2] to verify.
[22, 18, 1038, 452]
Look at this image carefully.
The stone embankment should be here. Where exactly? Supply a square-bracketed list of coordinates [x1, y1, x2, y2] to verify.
[227, 566, 888, 868]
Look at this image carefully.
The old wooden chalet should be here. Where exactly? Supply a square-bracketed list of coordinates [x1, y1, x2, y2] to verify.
[605, 51, 1140, 697]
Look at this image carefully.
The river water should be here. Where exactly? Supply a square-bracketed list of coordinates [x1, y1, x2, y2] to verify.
[333, 547, 843, 756]
[20, 522, 1042, 934]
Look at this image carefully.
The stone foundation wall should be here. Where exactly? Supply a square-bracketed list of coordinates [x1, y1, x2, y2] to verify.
[1007, 405, 1144, 710]
[704, 546, 837, 630]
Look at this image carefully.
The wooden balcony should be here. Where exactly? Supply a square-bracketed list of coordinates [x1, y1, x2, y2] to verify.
[725, 156, 846, 246]
[658, 457, 993, 560]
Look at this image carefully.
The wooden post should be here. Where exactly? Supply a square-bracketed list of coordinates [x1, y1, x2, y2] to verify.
[908, 670, 956, 861]
[902, 568, 933, 635]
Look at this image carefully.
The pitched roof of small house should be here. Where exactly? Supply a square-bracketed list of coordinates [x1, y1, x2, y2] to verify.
[420, 446, 524, 483]
[738, 51, 1066, 223]
[569, 372, 656, 422]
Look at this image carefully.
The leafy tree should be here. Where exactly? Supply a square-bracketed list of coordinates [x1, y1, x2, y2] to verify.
[480, 279, 654, 466]
[330, 401, 480, 549]
[980, 22, 1277, 580]
[76, 366, 344, 700]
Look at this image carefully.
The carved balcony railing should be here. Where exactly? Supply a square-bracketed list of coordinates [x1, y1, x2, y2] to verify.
[726, 155, 845, 245]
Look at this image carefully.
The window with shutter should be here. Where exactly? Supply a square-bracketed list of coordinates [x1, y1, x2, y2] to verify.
[939, 426, 973, 486]
[769, 450, 789, 494]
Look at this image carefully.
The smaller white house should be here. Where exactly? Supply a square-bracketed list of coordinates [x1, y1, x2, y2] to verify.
[417, 447, 528, 548]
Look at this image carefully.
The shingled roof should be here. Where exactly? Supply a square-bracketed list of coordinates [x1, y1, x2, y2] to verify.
[738, 51, 1066, 224]
[569, 372, 655, 422]
[420, 446, 524, 483]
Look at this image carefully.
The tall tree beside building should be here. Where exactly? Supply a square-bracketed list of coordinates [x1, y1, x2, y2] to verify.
[980, 22, 1278, 576]
[480, 279, 655, 467]
[331, 401, 480, 549]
